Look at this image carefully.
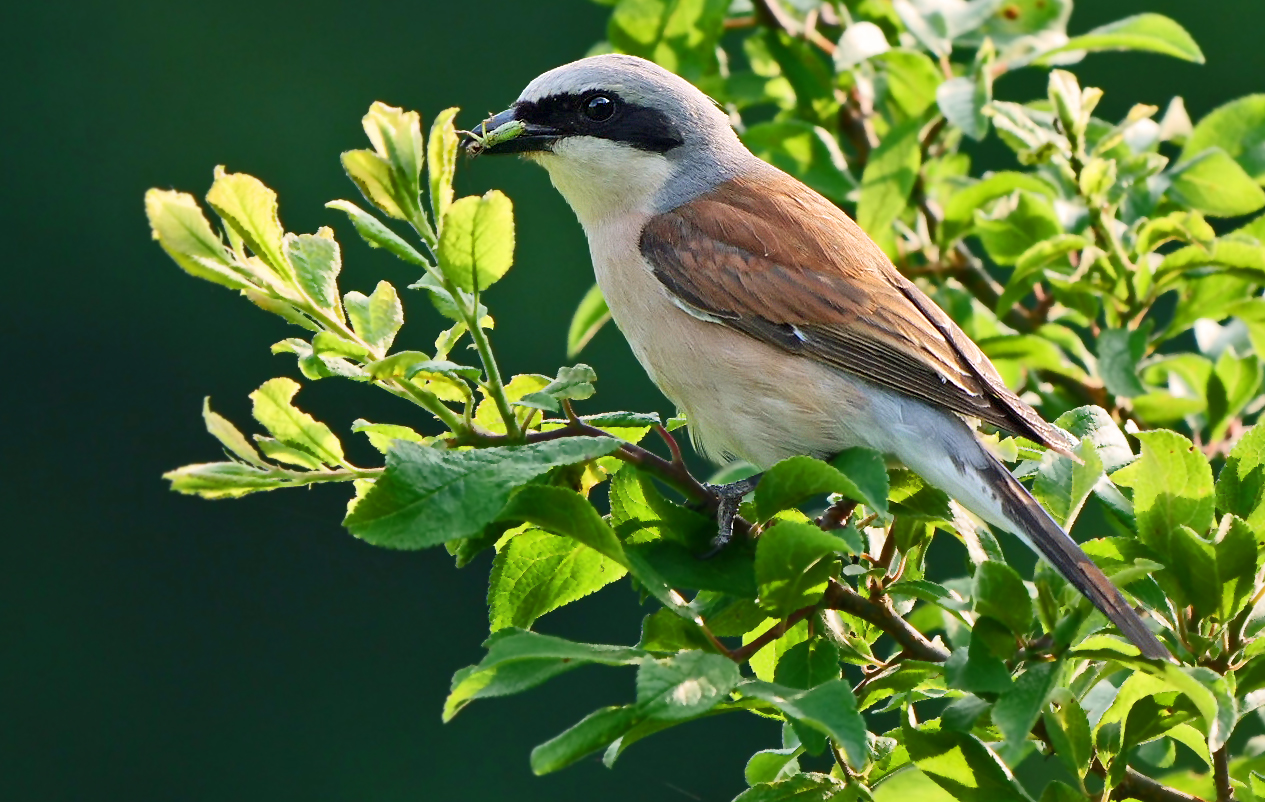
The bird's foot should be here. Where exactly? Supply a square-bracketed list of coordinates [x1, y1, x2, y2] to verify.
[699, 473, 763, 558]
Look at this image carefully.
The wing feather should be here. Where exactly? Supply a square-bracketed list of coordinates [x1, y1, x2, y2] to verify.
[640, 169, 1074, 454]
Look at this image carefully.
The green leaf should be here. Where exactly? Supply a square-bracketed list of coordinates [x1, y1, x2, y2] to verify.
[530, 705, 642, 776]
[145, 189, 248, 290]
[344, 437, 619, 549]
[283, 231, 342, 312]
[944, 628, 1013, 695]
[940, 172, 1055, 246]
[754, 521, 847, 617]
[1038, 13, 1205, 64]
[874, 49, 942, 121]
[343, 280, 402, 352]
[325, 200, 433, 269]
[903, 721, 1032, 802]
[163, 462, 294, 499]
[1096, 327, 1148, 398]
[1113, 430, 1214, 552]
[1135, 211, 1216, 256]
[1040, 781, 1090, 802]
[1054, 406, 1134, 473]
[1033, 437, 1105, 530]
[444, 628, 645, 721]
[201, 398, 267, 468]
[936, 69, 991, 142]
[973, 562, 1033, 637]
[610, 466, 715, 548]
[1166, 524, 1220, 619]
[995, 234, 1088, 317]
[350, 420, 428, 454]
[636, 650, 742, 720]
[744, 747, 802, 787]
[773, 640, 842, 690]
[1169, 148, 1265, 218]
[741, 121, 854, 204]
[205, 166, 290, 278]
[733, 773, 847, 802]
[1216, 516, 1258, 621]
[857, 661, 945, 711]
[625, 540, 757, 597]
[488, 528, 627, 632]
[755, 454, 887, 523]
[427, 107, 460, 223]
[833, 20, 890, 71]
[1217, 424, 1265, 527]
[1043, 691, 1092, 780]
[1207, 350, 1263, 442]
[993, 661, 1061, 746]
[515, 364, 598, 413]
[311, 329, 371, 362]
[858, 114, 925, 254]
[639, 609, 712, 653]
[1182, 95, 1265, 185]
[248, 377, 345, 467]
[739, 680, 867, 769]
[608, 0, 729, 80]
[341, 150, 406, 221]
[255, 436, 323, 470]
[437, 191, 515, 293]
[498, 485, 628, 566]
[830, 448, 890, 517]
[358, 102, 424, 223]
[1153, 665, 1236, 752]
[974, 191, 1063, 267]
[567, 283, 611, 358]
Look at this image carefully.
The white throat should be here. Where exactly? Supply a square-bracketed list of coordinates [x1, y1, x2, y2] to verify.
[530, 137, 675, 231]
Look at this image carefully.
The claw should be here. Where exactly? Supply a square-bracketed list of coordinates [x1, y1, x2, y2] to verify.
[699, 473, 763, 558]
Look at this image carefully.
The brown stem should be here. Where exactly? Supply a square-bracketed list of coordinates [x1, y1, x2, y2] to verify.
[730, 607, 818, 663]
[656, 423, 686, 467]
[818, 498, 857, 531]
[839, 85, 878, 171]
[454, 419, 750, 539]
[1213, 746, 1233, 802]
[825, 580, 950, 662]
[1116, 767, 1210, 802]
[754, 0, 801, 36]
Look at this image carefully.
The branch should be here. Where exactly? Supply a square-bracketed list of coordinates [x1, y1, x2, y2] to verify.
[824, 580, 951, 662]
[729, 606, 818, 663]
[1213, 746, 1233, 802]
[1117, 767, 1210, 802]
[455, 418, 751, 539]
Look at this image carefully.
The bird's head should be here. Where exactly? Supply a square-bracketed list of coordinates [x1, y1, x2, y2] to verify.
[466, 54, 752, 225]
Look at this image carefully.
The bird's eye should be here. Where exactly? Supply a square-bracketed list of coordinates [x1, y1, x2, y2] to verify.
[582, 94, 616, 122]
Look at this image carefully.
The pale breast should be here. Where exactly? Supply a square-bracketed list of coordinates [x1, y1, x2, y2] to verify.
[585, 213, 897, 468]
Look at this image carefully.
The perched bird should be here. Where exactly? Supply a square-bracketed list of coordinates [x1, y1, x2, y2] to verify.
[467, 54, 1168, 660]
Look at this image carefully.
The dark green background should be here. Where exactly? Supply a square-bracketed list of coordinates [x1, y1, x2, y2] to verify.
[5, 1, 1260, 800]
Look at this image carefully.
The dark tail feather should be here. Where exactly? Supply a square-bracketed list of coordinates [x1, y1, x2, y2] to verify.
[981, 456, 1171, 661]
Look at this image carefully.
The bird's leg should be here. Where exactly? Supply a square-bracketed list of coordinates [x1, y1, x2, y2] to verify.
[701, 473, 763, 557]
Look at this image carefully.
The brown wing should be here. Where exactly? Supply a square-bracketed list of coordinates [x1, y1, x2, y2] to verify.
[641, 168, 1074, 454]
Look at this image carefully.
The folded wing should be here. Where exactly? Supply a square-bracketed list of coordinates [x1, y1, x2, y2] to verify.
[640, 168, 1074, 455]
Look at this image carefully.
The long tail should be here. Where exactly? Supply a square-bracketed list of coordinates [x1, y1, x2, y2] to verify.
[890, 414, 1171, 661]
[973, 452, 1170, 661]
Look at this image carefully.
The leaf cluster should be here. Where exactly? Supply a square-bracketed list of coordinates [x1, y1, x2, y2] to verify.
[147, 2, 1265, 800]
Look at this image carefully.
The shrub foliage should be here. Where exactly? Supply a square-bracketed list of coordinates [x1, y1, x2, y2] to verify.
[149, 2, 1265, 800]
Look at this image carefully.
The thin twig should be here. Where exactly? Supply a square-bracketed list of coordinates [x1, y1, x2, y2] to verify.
[656, 424, 686, 467]
[825, 580, 950, 662]
[730, 607, 818, 663]
[1213, 746, 1233, 802]
[1116, 767, 1210, 802]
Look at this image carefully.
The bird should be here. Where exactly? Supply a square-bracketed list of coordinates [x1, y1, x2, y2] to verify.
[465, 53, 1169, 661]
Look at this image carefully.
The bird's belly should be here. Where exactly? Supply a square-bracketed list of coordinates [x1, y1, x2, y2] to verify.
[592, 247, 893, 469]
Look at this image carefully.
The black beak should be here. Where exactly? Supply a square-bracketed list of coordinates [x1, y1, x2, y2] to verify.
[463, 107, 562, 157]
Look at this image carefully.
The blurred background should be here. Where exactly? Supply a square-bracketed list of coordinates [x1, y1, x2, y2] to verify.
[3, 1, 1261, 799]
